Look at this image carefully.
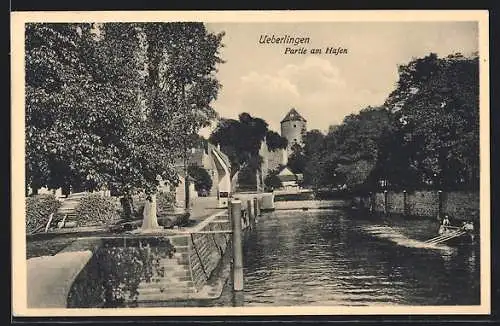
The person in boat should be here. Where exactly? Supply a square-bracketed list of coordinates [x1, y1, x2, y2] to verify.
[462, 220, 474, 232]
[438, 215, 451, 235]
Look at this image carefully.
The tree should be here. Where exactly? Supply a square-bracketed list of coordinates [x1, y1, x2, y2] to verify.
[264, 167, 283, 190]
[384, 53, 479, 189]
[141, 23, 224, 210]
[288, 143, 306, 174]
[301, 130, 328, 188]
[266, 130, 288, 151]
[187, 165, 213, 194]
[209, 113, 286, 181]
[313, 106, 393, 191]
[25, 23, 225, 223]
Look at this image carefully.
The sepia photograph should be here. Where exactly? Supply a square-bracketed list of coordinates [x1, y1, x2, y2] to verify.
[11, 10, 490, 316]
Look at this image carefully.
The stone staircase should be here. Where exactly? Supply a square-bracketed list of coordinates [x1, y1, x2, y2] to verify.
[135, 244, 198, 302]
[54, 192, 87, 228]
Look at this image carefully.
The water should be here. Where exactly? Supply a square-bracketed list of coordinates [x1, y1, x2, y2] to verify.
[66, 208, 480, 307]
[209, 209, 480, 306]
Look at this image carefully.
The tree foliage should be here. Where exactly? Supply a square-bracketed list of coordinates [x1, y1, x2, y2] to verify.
[266, 130, 288, 151]
[187, 165, 213, 193]
[287, 143, 306, 174]
[382, 52, 479, 189]
[209, 112, 286, 178]
[264, 166, 283, 190]
[291, 53, 479, 192]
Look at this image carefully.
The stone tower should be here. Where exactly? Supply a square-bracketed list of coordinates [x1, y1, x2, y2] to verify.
[280, 108, 307, 154]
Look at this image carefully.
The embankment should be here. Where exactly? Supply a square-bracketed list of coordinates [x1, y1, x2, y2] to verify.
[354, 190, 479, 221]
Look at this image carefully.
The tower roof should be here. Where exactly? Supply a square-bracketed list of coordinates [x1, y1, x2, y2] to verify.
[281, 108, 306, 123]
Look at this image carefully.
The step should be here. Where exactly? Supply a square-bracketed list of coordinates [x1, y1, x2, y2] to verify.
[146, 274, 193, 283]
[137, 285, 198, 296]
[172, 245, 189, 253]
[136, 291, 198, 302]
[153, 265, 191, 274]
[137, 281, 195, 290]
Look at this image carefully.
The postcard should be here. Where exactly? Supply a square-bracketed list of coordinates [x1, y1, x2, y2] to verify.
[11, 10, 490, 317]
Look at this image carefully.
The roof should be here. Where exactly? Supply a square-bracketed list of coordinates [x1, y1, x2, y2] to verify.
[209, 143, 231, 169]
[281, 108, 307, 123]
[278, 166, 295, 176]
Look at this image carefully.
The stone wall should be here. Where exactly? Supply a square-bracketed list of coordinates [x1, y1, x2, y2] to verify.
[407, 191, 440, 217]
[443, 191, 480, 220]
[359, 190, 479, 221]
[188, 219, 231, 290]
[388, 191, 405, 214]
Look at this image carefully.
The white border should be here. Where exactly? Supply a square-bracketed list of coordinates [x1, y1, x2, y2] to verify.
[11, 10, 490, 317]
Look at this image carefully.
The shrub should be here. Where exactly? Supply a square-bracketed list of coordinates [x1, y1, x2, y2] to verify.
[128, 191, 176, 220]
[157, 191, 176, 217]
[131, 193, 148, 218]
[26, 194, 62, 234]
[74, 194, 120, 226]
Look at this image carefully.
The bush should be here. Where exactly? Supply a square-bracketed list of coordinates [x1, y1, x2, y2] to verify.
[74, 194, 120, 226]
[26, 194, 62, 234]
[157, 191, 176, 215]
[128, 192, 176, 220]
[131, 193, 148, 218]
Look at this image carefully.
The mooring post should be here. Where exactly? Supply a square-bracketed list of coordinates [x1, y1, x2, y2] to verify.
[253, 198, 259, 220]
[438, 190, 443, 220]
[247, 199, 253, 227]
[384, 190, 388, 216]
[231, 200, 244, 291]
[403, 190, 408, 217]
[227, 198, 232, 227]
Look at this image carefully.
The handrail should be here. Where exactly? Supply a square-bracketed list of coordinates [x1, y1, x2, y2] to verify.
[44, 213, 54, 233]
[190, 233, 209, 280]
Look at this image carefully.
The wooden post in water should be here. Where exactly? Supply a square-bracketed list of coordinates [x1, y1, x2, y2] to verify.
[247, 200, 253, 228]
[384, 190, 388, 216]
[368, 192, 374, 214]
[231, 200, 244, 291]
[253, 198, 259, 219]
[228, 198, 232, 226]
[403, 190, 408, 217]
[438, 190, 443, 220]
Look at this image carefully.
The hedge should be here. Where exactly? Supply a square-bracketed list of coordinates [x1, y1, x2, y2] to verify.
[157, 191, 175, 216]
[128, 192, 176, 219]
[74, 194, 121, 226]
[26, 194, 62, 234]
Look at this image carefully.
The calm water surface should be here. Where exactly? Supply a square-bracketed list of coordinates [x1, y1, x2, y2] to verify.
[207, 209, 480, 306]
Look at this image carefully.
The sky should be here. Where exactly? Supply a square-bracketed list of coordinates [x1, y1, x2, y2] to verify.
[201, 22, 478, 136]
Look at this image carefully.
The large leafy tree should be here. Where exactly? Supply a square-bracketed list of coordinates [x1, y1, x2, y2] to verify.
[209, 113, 287, 180]
[321, 106, 393, 191]
[384, 52, 479, 189]
[25, 23, 225, 220]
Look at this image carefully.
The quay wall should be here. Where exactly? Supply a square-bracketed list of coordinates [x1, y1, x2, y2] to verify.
[188, 218, 231, 291]
[356, 190, 479, 221]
